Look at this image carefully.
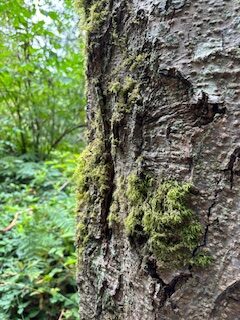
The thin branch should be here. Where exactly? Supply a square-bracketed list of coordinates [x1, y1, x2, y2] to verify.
[1, 212, 19, 233]
[48, 123, 87, 153]
[59, 180, 71, 192]
[58, 309, 65, 320]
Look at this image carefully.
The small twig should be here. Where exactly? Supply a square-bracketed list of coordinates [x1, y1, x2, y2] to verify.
[48, 123, 87, 154]
[1, 212, 19, 233]
[59, 180, 71, 192]
[58, 309, 65, 320]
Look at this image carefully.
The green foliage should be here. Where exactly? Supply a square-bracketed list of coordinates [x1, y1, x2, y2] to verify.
[0, 153, 79, 319]
[125, 173, 208, 268]
[0, 0, 86, 159]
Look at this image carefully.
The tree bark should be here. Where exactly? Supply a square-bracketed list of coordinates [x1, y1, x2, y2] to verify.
[77, 0, 240, 319]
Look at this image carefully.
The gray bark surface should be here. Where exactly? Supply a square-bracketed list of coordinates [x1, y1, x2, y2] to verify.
[77, 0, 240, 319]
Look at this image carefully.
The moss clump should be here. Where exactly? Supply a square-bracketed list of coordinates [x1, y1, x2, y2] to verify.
[77, 0, 108, 33]
[107, 177, 126, 227]
[76, 137, 109, 204]
[125, 174, 151, 235]
[107, 54, 147, 125]
[109, 53, 147, 81]
[76, 136, 109, 255]
[190, 250, 213, 267]
[75, 0, 109, 33]
[129, 53, 147, 72]
[109, 76, 140, 123]
[76, 221, 89, 258]
[125, 173, 207, 268]
[107, 211, 120, 226]
[75, 0, 87, 10]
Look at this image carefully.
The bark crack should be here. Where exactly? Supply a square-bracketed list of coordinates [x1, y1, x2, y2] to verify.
[145, 259, 191, 308]
[96, 82, 115, 233]
[95, 279, 108, 318]
[165, 0, 172, 11]
[165, 0, 187, 13]
[192, 176, 222, 257]
[223, 147, 240, 189]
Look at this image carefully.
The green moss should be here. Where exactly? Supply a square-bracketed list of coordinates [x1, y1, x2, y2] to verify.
[129, 53, 147, 72]
[75, 0, 109, 33]
[109, 77, 140, 124]
[124, 173, 208, 268]
[110, 53, 147, 79]
[190, 250, 213, 267]
[107, 54, 146, 125]
[108, 76, 135, 95]
[77, 0, 108, 33]
[107, 211, 120, 226]
[76, 133, 109, 261]
[107, 177, 125, 227]
[124, 174, 151, 234]
[76, 137, 109, 204]
[108, 81, 121, 94]
[74, 0, 85, 10]
[76, 222, 89, 257]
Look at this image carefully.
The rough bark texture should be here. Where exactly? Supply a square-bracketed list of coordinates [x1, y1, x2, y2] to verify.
[77, 0, 240, 319]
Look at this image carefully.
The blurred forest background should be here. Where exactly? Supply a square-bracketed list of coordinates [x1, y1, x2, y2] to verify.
[0, 0, 85, 318]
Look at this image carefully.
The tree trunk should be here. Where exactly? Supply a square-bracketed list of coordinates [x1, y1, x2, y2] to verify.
[77, 1, 240, 319]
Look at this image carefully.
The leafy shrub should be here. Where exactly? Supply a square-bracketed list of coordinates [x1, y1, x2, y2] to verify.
[0, 0, 86, 159]
[0, 152, 79, 319]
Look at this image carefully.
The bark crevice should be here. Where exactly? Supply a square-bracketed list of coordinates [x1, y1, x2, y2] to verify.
[223, 146, 240, 189]
[145, 258, 192, 308]
[192, 176, 223, 258]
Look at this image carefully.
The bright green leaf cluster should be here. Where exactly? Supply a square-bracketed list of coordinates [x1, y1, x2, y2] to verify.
[0, 0, 86, 159]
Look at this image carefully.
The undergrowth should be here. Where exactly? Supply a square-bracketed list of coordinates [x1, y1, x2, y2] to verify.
[0, 152, 79, 320]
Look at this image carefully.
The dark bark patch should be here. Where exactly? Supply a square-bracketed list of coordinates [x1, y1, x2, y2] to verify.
[210, 280, 240, 320]
[191, 92, 226, 126]
[222, 147, 240, 189]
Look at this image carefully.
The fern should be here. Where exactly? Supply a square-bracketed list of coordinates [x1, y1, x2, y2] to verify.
[0, 152, 78, 319]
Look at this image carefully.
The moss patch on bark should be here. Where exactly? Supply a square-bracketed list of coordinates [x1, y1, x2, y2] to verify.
[125, 173, 211, 268]
[108, 76, 140, 124]
[76, 0, 109, 33]
[75, 134, 109, 259]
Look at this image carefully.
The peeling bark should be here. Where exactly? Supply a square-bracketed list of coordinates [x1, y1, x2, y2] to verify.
[77, 0, 240, 319]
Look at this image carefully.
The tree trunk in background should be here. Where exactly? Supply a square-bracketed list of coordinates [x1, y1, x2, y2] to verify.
[77, 0, 240, 319]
